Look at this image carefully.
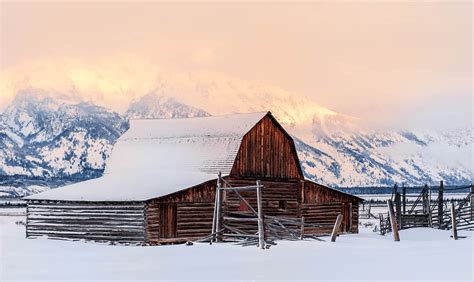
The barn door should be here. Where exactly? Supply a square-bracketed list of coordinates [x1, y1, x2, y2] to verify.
[342, 203, 352, 233]
[160, 203, 177, 238]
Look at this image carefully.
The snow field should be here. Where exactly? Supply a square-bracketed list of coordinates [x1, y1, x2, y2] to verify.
[1, 210, 472, 281]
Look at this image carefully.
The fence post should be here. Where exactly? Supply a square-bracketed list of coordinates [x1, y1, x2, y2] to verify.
[331, 214, 343, 242]
[471, 185, 474, 222]
[402, 185, 406, 214]
[395, 192, 402, 229]
[215, 172, 223, 242]
[438, 181, 444, 229]
[450, 202, 458, 240]
[428, 185, 432, 227]
[300, 216, 305, 240]
[256, 180, 265, 249]
[392, 184, 398, 201]
[387, 200, 400, 241]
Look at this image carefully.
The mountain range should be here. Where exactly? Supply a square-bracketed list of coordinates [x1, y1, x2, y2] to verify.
[0, 87, 471, 197]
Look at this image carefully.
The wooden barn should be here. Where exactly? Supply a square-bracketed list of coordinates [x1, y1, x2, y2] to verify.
[25, 112, 362, 244]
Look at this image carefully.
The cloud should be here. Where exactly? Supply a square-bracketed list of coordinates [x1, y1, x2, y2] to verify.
[0, 56, 339, 128]
[191, 47, 215, 66]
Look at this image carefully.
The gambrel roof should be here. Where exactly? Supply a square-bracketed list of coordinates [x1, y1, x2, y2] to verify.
[26, 112, 268, 201]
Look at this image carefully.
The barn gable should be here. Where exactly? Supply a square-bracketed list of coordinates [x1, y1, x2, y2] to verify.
[230, 114, 304, 179]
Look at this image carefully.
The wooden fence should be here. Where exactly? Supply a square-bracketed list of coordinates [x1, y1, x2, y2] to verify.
[378, 182, 473, 235]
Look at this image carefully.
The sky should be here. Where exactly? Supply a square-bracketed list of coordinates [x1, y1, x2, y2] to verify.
[0, 1, 472, 130]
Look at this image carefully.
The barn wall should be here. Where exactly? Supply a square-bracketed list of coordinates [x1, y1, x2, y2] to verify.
[145, 179, 217, 242]
[302, 181, 360, 234]
[225, 178, 300, 216]
[26, 200, 146, 242]
[230, 115, 303, 179]
[222, 178, 300, 235]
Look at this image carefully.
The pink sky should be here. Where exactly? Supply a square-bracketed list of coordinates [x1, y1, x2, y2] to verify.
[0, 1, 472, 129]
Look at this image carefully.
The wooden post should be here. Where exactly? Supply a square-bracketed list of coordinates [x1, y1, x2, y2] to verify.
[395, 192, 402, 229]
[450, 202, 458, 240]
[211, 178, 219, 241]
[428, 185, 432, 227]
[423, 184, 430, 214]
[471, 185, 474, 222]
[402, 185, 406, 214]
[392, 184, 398, 201]
[256, 180, 265, 249]
[331, 214, 343, 242]
[348, 202, 353, 232]
[300, 216, 305, 240]
[438, 181, 444, 229]
[25, 201, 29, 238]
[215, 172, 223, 242]
[387, 200, 400, 241]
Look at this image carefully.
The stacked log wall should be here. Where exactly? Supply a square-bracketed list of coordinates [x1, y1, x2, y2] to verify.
[222, 178, 299, 235]
[302, 180, 361, 234]
[145, 179, 216, 242]
[26, 200, 146, 242]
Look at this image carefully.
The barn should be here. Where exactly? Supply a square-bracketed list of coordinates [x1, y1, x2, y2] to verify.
[25, 111, 362, 244]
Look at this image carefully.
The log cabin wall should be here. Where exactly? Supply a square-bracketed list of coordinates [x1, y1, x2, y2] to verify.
[145, 179, 217, 242]
[26, 200, 146, 242]
[222, 178, 300, 235]
[230, 115, 303, 180]
[301, 181, 360, 234]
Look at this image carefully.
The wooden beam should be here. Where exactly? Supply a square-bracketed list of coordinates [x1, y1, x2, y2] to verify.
[217, 185, 260, 191]
[330, 214, 343, 242]
[300, 216, 305, 240]
[215, 172, 223, 242]
[387, 200, 400, 241]
[450, 202, 458, 240]
[211, 178, 219, 241]
[438, 181, 444, 229]
[395, 192, 402, 229]
[402, 185, 406, 214]
[256, 180, 265, 249]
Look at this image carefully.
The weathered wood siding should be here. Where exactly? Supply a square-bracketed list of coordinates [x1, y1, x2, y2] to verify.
[176, 203, 214, 238]
[230, 115, 303, 179]
[225, 178, 299, 216]
[302, 181, 360, 234]
[301, 202, 342, 234]
[26, 200, 146, 242]
[145, 179, 216, 242]
[223, 178, 300, 235]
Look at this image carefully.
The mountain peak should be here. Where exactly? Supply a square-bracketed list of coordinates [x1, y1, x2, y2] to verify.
[125, 92, 210, 119]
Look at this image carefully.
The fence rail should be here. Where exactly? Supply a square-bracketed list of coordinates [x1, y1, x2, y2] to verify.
[375, 182, 473, 235]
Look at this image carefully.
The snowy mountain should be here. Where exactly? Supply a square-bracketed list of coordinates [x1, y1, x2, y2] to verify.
[126, 92, 210, 119]
[0, 88, 128, 180]
[295, 128, 473, 187]
[0, 88, 472, 197]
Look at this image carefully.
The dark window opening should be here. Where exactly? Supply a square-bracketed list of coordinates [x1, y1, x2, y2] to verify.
[279, 200, 287, 210]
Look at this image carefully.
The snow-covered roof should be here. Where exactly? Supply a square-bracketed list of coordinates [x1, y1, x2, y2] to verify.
[26, 112, 268, 201]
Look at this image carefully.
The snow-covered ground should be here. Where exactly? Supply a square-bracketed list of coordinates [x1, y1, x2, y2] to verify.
[1, 210, 472, 281]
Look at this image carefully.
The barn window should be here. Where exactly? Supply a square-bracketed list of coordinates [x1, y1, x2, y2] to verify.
[279, 200, 287, 210]
[239, 200, 250, 212]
